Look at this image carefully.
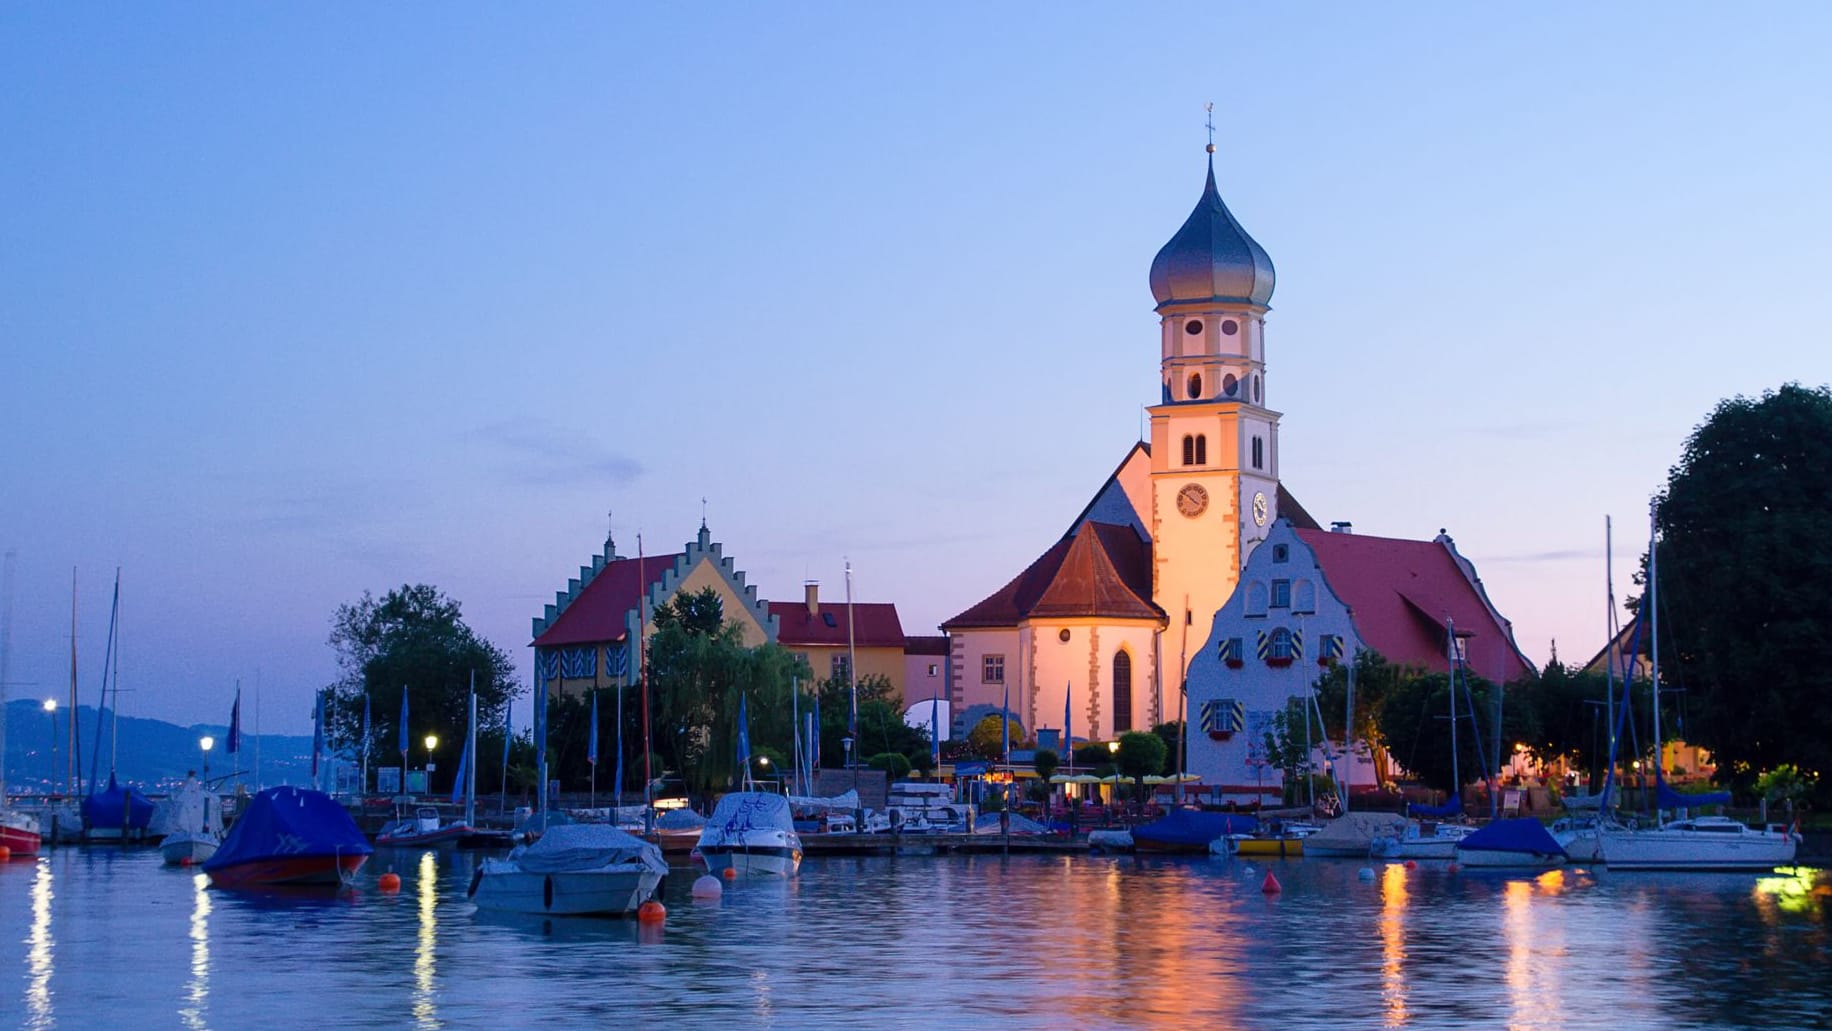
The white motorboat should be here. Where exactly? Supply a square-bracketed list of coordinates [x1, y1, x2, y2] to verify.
[1370, 820, 1477, 860]
[1598, 816, 1798, 871]
[469, 824, 667, 916]
[1301, 812, 1411, 858]
[154, 777, 224, 866]
[696, 792, 803, 877]
[866, 782, 973, 834]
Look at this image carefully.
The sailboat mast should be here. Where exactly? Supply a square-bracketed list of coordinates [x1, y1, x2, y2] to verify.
[465, 676, 478, 829]
[1604, 516, 1616, 804]
[1445, 619, 1460, 809]
[1648, 502, 1663, 828]
[638, 534, 653, 831]
[0, 551, 14, 807]
[1343, 654, 1355, 815]
[109, 568, 121, 778]
[68, 570, 79, 796]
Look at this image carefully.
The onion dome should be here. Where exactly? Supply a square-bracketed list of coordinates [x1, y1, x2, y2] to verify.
[1148, 158, 1275, 309]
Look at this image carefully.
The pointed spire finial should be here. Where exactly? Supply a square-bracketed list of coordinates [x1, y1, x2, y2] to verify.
[700, 496, 708, 530]
[1205, 102, 1216, 155]
[604, 508, 617, 559]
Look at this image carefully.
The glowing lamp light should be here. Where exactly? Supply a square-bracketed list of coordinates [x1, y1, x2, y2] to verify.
[43, 699, 57, 713]
[424, 735, 439, 753]
[199, 736, 215, 753]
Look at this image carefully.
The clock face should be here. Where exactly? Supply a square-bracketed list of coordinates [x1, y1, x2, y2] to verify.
[1252, 491, 1269, 526]
[1177, 483, 1209, 518]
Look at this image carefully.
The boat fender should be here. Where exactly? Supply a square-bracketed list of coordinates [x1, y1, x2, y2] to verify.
[637, 900, 666, 923]
[1447, 862, 1461, 874]
[467, 869, 483, 898]
[691, 875, 723, 900]
[1358, 867, 1376, 881]
[378, 872, 402, 894]
[543, 875, 554, 911]
[1261, 871, 1281, 894]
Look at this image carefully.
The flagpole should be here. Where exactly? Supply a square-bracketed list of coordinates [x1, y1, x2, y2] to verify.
[253, 667, 262, 791]
[499, 698, 511, 816]
[588, 687, 598, 810]
[638, 533, 653, 835]
[361, 689, 370, 800]
[466, 673, 478, 828]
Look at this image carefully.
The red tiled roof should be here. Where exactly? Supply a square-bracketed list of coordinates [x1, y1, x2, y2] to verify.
[943, 522, 1163, 629]
[904, 635, 949, 656]
[1295, 529, 1532, 684]
[770, 601, 906, 649]
[531, 553, 684, 648]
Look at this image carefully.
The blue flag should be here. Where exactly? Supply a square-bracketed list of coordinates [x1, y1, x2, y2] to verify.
[930, 693, 940, 768]
[1001, 677, 1011, 766]
[362, 691, 371, 764]
[1064, 682, 1071, 754]
[226, 688, 242, 754]
[587, 690, 599, 765]
[499, 700, 512, 794]
[398, 687, 410, 764]
[613, 687, 624, 802]
[736, 692, 752, 775]
[450, 734, 471, 804]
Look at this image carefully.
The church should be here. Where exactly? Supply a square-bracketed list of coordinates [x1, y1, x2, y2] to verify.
[943, 147, 1532, 783]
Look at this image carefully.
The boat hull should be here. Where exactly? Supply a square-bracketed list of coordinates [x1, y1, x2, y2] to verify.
[1599, 830, 1797, 871]
[160, 831, 220, 866]
[699, 843, 803, 877]
[377, 824, 473, 848]
[1455, 849, 1566, 869]
[207, 853, 368, 888]
[1, 817, 42, 858]
[470, 864, 663, 916]
[1220, 835, 1306, 858]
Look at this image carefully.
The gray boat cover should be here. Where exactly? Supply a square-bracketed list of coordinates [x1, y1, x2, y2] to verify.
[511, 824, 666, 875]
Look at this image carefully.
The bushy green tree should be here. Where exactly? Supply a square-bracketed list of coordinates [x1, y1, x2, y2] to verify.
[967, 714, 1020, 760]
[815, 672, 930, 772]
[1116, 730, 1167, 813]
[1654, 384, 1832, 803]
[1373, 671, 1536, 797]
[323, 584, 516, 794]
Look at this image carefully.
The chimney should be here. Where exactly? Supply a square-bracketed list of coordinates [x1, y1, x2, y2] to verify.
[804, 580, 820, 617]
[1330, 521, 1353, 534]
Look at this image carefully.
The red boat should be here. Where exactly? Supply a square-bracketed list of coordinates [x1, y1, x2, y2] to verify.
[1, 810, 42, 858]
[204, 852, 369, 888]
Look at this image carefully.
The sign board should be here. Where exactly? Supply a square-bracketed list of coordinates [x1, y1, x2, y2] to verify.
[377, 767, 402, 794]
[405, 770, 428, 794]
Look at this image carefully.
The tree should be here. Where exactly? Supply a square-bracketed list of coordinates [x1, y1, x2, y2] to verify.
[967, 714, 1020, 760]
[815, 672, 929, 773]
[1033, 748, 1060, 784]
[1149, 722, 1183, 777]
[866, 752, 911, 780]
[322, 584, 516, 794]
[1115, 730, 1167, 813]
[1373, 671, 1535, 798]
[1655, 384, 1832, 803]
[1512, 660, 1614, 783]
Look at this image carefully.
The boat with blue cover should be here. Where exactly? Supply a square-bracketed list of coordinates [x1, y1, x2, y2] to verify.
[1453, 817, 1567, 869]
[203, 786, 372, 888]
[1130, 808, 1259, 853]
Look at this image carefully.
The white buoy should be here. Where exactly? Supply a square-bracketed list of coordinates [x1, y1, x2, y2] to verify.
[1241, 864, 1255, 877]
[691, 875, 724, 900]
[1358, 867, 1376, 881]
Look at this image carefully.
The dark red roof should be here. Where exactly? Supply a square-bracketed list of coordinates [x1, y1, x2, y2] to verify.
[1295, 529, 1532, 684]
[943, 522, 1163, 629]
[904, 635, 949, 656]
[531, 553, 683, 648]
[770, 601, 906, 649]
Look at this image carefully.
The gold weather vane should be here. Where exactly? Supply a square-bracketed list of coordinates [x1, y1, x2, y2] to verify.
[1205, 102, 1216, 155]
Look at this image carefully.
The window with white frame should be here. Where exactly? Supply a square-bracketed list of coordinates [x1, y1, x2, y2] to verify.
[982, 654, 1005, 684]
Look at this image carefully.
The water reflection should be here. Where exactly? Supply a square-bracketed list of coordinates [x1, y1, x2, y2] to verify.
[415, 850, 439, 1029]
[26, 860, 53, 1030]
[182, 871, 212, 1030]
[1380, 863, 1408, 1028]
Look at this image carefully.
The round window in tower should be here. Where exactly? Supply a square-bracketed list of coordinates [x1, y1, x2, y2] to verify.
[1222, 319, 1239, 336]
[1223, 373, 1239, 397]
[1187, 374, 1202, 399]
[1184, 319, 1203, 336]
[1059, 629, 1071, 643]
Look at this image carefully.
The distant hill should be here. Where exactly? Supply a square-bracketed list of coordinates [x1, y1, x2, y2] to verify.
[3, 700, 315, 792]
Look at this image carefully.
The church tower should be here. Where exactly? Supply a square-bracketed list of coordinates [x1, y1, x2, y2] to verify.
[1145, 144, 1282, 678]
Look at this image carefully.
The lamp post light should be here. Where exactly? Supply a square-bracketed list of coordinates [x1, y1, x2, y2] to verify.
[1108, 740, 1121, 817]
[44, 699, 58, 794]
[425, 735, 439, 790]
[200, 735, 215, 781]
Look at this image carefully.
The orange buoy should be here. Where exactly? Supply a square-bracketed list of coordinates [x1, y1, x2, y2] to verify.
[1403, 860, 1417, 870]
[720, 866, 738, 880]
[0, 846, 11, 860]
[637, 900, 667, 923]
[179, 856, 193, 867]
[1261, 870, 1281, 894]
[378, 872, 403, 893]
[1447, 861, 1461, 874]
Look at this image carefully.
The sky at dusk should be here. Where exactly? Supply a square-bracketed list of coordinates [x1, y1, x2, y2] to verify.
[3, 5, 1828, 735]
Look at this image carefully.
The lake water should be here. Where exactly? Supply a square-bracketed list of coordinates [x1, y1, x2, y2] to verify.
[4, 846, 1829, 1030]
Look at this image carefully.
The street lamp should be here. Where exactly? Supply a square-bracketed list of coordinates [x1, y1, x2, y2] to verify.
[200, 735, 215, 780]
[1108, 740, 1121, 815]
[43, 699, 58, 794]
[425, 734, 439, 776]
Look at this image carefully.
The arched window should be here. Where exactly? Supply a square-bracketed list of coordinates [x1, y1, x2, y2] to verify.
[1181, 435, 1195, 466]
[1112, 650, 1133, 733]
[1187, 373, 1202, 399]
[1294, 578, 1316, 613]
[1195, 435, 1207, 464]
[1251, 437, 1264, 470]
[1245, 581, 1269, 617]
[1269, 627, 1294, 660]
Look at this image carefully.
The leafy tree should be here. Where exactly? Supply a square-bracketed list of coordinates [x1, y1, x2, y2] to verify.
[1115, 730, 1167, 813]
[322, 584, 516, 794]
[967, 714, 1020, 760]
[1373, 671, 1535, 797]
[814, 672, 929, 772]
[867, 752, 911, 780]
[1149, 721, 1183, 776]
[1259, 697, 1323, 802]
[1654, 384, 1832, 803]
[1512, 660, 1613, 782]
[1033, 748, 1060, 784]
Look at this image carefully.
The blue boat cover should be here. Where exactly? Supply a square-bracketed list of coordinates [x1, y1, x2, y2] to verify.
[1457, 817, 1566, 856]
[1408, 797, 1462, 818]
[1131, 808, 1259, 848]
[82, 774, 155, 831]
[204, 787, 372, 872]
[953, 761, 989, 776]
[1657, 780, 1731, 808]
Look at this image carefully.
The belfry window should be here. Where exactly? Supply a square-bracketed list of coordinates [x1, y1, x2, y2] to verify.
[1187, 373, 1202, 399]
[1251, 437, 1264, 470]
[1182, 435, 1195, 466]
[1195, 435, 1207, 464]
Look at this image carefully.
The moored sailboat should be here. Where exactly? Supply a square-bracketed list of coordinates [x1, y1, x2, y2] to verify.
[0, 551, 42, 857]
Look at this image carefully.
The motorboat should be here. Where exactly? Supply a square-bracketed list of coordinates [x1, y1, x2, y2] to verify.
[155, 778, 224, 866]
[376, 806, 474, 848]
[1550, 814, 1614, 864]
[469, 823, 667, 916]
[866, 782, 972, 834]
[1130, 809, 1259, 854]
[1301, 812, 1410, 858]
[1, 808, 41, 858]
[203, 786, 372, 889]
[1371, 819, 1477, 860]
[1453, 817, 1568, 869]
[1598, 816, 1798, 871]
[696, 792, 803, 877]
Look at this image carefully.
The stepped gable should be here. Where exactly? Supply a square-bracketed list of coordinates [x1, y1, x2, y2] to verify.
[532, 551, 682, 647]
[1296, 528, 1532, 683]
[943, 522, 1164, 629]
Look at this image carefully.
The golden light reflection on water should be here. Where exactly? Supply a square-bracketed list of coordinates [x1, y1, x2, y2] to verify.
[26, 860, 53, 1030]
[181, 872, 212, 1030]
[1503, 875, 1567, 1030]
[1379, 864, 1408, 1028]
[414, 851, 440, 1029]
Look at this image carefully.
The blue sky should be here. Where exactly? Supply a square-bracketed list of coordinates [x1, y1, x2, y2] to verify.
[3, 5, 1828, 733]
